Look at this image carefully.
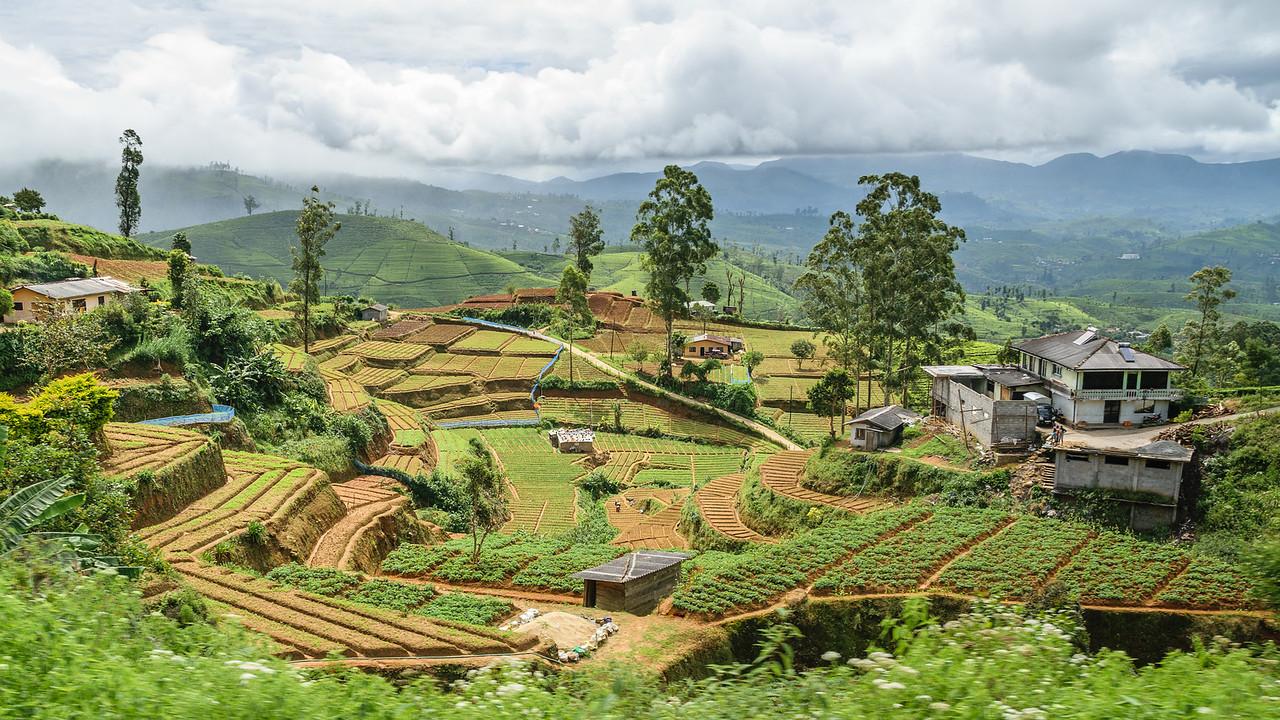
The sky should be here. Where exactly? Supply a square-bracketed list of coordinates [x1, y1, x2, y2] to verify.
[2, 0, 1279, 180]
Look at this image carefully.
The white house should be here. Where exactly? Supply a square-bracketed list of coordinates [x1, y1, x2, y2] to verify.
[1015, 328, 1184, 427]
[3, 276, 140, 323]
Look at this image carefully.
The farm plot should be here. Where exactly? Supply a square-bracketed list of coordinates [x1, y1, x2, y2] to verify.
[538, 396, 772, 449]
[674, 321, 829, 357]
[318, 353, 360, 374]
[671, 505, 931, 616]
[381, 375, 476, 406]
[405, 323, 475, 347]
[430, 428, 484, 477]
[934, 517, 1092, 599]
[483, 428, 586, 534]
[372, 318, 432, 340]
[544, 354, 616, 383]
[271, 343, 310, 373]
[371, 453, 426, 476]
[307, 335, 358, 355]
[813, 508, 1009, 595]
[1153, 556, 1261, 610]
[413, 352, 496, 376]
[1053, 532, 1188, 605]
[382, 534, 625, 596]
[348, 366, 408, 390]
[100, 423, 211, 479]
[326, 377, 371, 412]
[348, 340, 434, 365]
[450, 330, 516, 354]
[596, 451, 646, 482]
[502, 336, 559, 356]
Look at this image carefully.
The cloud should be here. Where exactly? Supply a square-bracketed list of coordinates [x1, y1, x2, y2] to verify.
[0, 0, 1278, 176]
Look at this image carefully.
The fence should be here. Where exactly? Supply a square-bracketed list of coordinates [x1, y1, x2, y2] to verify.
[434, 417, 542, 429]
[139, 404, 235, 427]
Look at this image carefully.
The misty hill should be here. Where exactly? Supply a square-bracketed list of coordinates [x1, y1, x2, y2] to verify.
[137, 212, 552, 308]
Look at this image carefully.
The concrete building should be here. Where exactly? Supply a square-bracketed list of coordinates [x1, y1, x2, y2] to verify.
[846, 404, 920, 450]
[571, 551, 689, 614]
[922, 365, 1039, 448]
[1052, 440, 1192, 530]
[1016, 328, 1185, 427]
[684, 333, 744, 358]
[3, 276, 139, 323]
[549, 428, 595, 453]
[360, 303, 389, 322]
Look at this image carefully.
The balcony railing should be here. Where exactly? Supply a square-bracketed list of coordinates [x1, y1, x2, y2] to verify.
[1072, 388, 1183, 401]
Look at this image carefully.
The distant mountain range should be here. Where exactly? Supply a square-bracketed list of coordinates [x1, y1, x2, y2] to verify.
[5, 150, 1280, 245]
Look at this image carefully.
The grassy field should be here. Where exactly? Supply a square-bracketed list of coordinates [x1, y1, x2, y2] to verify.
[13, 218, 166, 259]
[591, 250, 802, 321]
[138, 212, 552, 307]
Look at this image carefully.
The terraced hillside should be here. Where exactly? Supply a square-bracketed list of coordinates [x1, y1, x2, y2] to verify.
[112, 426, 533, 660]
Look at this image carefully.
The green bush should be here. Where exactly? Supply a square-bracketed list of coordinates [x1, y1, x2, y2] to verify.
[804, 447, 1011, 506]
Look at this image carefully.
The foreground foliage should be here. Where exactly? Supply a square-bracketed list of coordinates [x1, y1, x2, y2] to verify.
[2, 561, 1278, 719]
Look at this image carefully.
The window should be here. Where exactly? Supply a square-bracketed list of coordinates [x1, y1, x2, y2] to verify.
[1066, 452, 1090, 462]
[97, 295, 105, 305]
[11, 302, 21, 311]
[1103, 455, 1129, 466]
[854, 429, 865, 440]
[72, 299, 87, 311]
[1052, 363, 1062, 377]
[1146, 459, 1171, 470]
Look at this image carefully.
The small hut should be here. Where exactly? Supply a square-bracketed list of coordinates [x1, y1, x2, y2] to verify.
[360, 303, 389, 322]
[570, 551, 689, 614]
[548, 428, 595, 453]
[845, 404, 920, 451]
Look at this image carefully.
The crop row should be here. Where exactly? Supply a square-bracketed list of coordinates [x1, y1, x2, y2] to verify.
[1154, 556, 1261, 610]
[934, 517, 1091, 598]
[451, 330, 517, 353]
[381, 534, 622, 595]
[812, 508, 1008, 594]
[671, 505, 931, 615]
[349, 340, 435, 362]
[1052, 531, 1186, 605]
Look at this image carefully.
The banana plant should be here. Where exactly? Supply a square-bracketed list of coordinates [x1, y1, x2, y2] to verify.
[0, 475, 142, 577]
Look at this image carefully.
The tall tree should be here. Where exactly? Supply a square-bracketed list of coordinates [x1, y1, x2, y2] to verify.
[170, 231, 191, 254]
[796, 210, 871, 409]
[631, 165, 717, 378]
[556, 265, 590, 383]
[458, 438, 509, 562]
[1180, 266, 1236, 376]
[166, 250, 192, 309]
[852, 173, 966, 405]
[12, 188, 45, 213]
[115, 129, 143, 238]
[291, 187, 341, 353]
[242, 194, 260, 216]
[808, 368, 855, 437]
[567, 205, 605, 277]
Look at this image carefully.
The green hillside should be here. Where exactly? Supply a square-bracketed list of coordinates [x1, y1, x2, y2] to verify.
[138, 212, 553, 307]
[589, 249, 802, 321]
[10, 218, 165, 260]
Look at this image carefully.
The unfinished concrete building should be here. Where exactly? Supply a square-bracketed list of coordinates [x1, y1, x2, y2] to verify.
[922, 365, 1039, 448]
[1052, 440, 1192, 530]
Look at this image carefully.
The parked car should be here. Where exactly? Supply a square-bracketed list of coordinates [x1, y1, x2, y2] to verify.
[1036, 404, 1058, 427]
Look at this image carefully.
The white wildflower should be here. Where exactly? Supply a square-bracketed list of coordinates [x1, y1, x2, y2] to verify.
[821, 651, 841, 662]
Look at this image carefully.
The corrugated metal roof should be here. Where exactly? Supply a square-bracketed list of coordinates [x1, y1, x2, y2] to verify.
[1016, 330, 1184, 371]
[921, 365, 985, 379]
[14, 276, 138, 299]
[570, 551, 689, 583]
[846, 404, 920, 431]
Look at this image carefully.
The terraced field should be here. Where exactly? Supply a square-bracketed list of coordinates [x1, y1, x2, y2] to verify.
[405, 323, 475, 347]
[481, 428, 585, 534]
[326, 377, 372, 412]
[450, 329, 517, 354]
[502, 336, 560, 356]
[271, 343, 310, 372]
[349, 366, 409, 390]
[307, 335, 358, 355]
[100, 423, 211, 478]
[134, 446, 531, 659]
[349, 340, 435, 365]
[413, 352, 549, 381]
[608, 488, 690, 549]
[381, 534, 627, 595]
[759, 451, 890, 513]
[309, 476, 410, 570]
[537, 395, 775, 449]
[694, 473, 770, 543]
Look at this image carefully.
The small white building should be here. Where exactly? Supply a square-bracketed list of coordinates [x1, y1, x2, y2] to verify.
[549, 427, 595, 453]
[4, 276, 140, 323]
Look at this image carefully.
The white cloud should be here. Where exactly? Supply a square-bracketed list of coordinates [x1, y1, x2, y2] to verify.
[0, 0, 1278, 176]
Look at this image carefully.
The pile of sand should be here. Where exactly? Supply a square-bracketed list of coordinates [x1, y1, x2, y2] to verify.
[515, 611, 601, 650]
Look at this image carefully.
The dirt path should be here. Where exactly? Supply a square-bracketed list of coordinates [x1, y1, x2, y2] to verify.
[759, 451, 890, 513]
[307, 495, 408, 569]
[693, 473, 772, 543]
